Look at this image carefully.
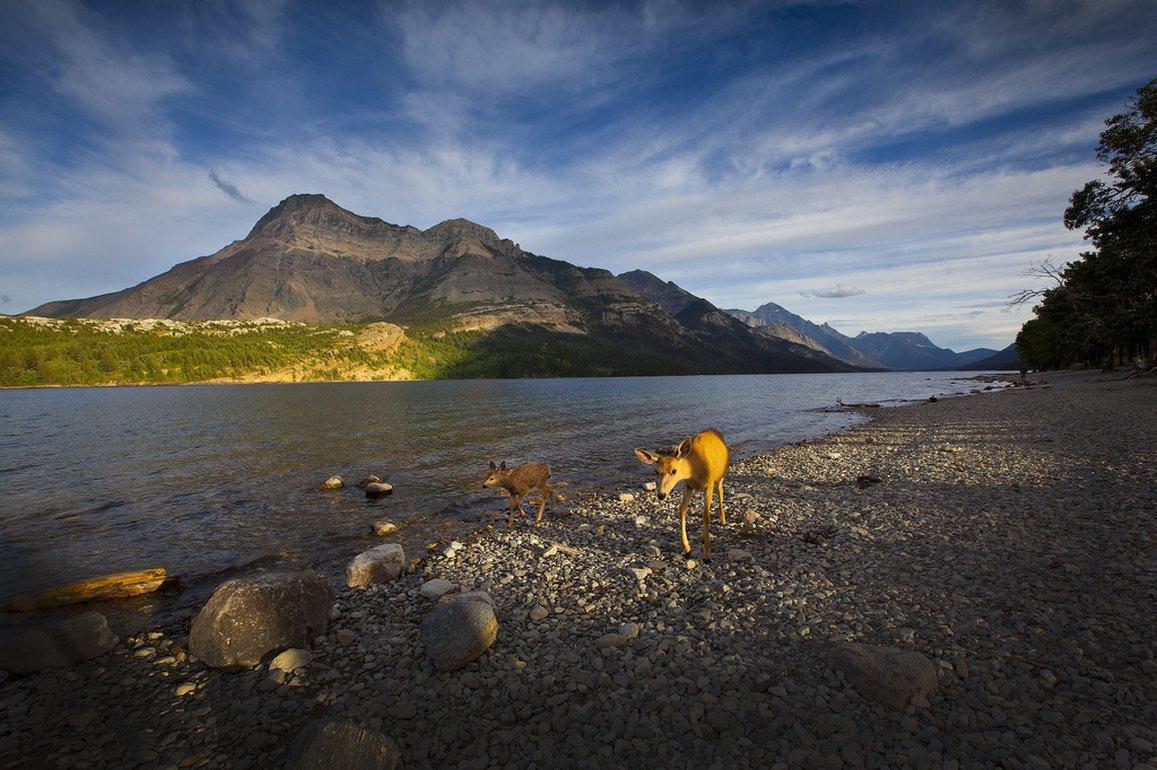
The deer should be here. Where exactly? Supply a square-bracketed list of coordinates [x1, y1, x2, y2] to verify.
[482, 461, 560, 527]
[634, 428, 730, 560]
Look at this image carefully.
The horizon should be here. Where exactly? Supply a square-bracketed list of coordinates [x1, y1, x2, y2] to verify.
[2, 1, 1155, 349]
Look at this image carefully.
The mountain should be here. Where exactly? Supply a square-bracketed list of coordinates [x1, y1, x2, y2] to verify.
[617, 271, 856, 371]
[28, 194, 850, 377]
[950, 343, 1024, 371]
[726, 302, 882, 368]
[849, 331, 997, 370]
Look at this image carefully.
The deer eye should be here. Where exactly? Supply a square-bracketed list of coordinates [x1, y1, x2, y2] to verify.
[669, 469, 676, 475]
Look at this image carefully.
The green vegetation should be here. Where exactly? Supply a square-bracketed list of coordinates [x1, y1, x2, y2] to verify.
[1015, 79, 1156, 369]
[0, 319, 405, 387]
[0, 316, 692, 387]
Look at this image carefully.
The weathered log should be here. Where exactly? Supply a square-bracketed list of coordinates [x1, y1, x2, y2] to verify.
[4, 567, 169, 612]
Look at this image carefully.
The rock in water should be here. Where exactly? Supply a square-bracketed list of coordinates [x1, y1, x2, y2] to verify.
[346, 544, 406, 588]
[285, 719, 400, 770]
[420, 600, 498, 671]
[3, 567, 169, 611]
[364, 482, 393, 499]
[829, 642, 938, 710]
[0, 611, 118, 674]
[189, 571, 333, 669]
[357, 475, 381, 490]
[371, 520, 398, 536]
[317, 475, 343, 491]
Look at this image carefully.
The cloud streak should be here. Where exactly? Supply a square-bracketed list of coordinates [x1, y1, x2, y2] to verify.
[208, 170, 251, 203]
[799, 284, 866, 299]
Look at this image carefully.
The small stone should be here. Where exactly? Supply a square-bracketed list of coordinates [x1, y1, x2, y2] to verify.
[634, 516, 648, 528]
[619, 622, 640, 639]
[529, 605, 549, 623]
[684, 559, 698, 570]
[742, 509, 760, 525]
[643, 482, 657, 492]
[175, 682, 197, 697]
[364, 482, 393, 499]
[317, 475, 343, 490]
[419, 579, 456, 599]
[336, 629, 357, 645]
[346, 543, 406, 588]
[270, 648, 314, 674]
[829, 642, 938, 710]
[372, 521, 398, 536]
[596, 633, 629, 649]
[726, 549, 753, 562]
[619, 492, 635, 502]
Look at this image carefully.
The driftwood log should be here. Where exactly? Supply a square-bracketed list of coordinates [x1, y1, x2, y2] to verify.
[4, 567, 170, 612]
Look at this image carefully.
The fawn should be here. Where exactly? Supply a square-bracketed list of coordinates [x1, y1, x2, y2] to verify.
[635, 428, 730, 559]
[482, 461, 560, 527]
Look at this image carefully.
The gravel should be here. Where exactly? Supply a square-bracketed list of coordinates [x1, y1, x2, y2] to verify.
[1, 370, 1153, 769]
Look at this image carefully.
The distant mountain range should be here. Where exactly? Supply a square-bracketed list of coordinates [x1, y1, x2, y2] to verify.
[726, 301, 1010, 371]
[28, 194, 1016, 377]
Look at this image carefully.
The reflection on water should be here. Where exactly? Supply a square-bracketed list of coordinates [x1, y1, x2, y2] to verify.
[0, 372, 989, 617]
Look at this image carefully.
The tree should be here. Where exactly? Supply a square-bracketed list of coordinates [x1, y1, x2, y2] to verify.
[1016, 79, 1157, 368]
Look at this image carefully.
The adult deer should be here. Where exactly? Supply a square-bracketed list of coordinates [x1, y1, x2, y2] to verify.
[634, 428, 730, 559]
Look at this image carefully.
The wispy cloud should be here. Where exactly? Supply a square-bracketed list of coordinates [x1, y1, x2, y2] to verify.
[208, 170, 251, 203]
[799, 283, 866, 299]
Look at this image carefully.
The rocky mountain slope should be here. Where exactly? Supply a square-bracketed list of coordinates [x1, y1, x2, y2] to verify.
[727, 303, 882, 368]
[28, 195, 851, 376]
[617, 271, 856, 371]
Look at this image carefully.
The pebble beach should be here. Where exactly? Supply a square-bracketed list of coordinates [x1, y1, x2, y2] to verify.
[1, 370, 1154, 769]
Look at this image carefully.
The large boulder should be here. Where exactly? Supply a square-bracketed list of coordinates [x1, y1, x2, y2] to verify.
[285, 719, 400, 770]
[0, 611, 117, 674]
[420, 599, 498, 671]
[189, 570, 333, 669]
[830, 642, 938, 709]
[346, 544, 405, 588]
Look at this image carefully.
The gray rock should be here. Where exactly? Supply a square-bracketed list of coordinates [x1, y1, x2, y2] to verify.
[0, 611, 117, 674]
[419, 578, 455, 599]
[189, 570, 333, 669]
[285, 719, 400, 770]
[346, 544, 406, 588]
[529, 605, 549, 622]
[829, 642, 938, 710]
[364, 482, 393, 499]
[317, 475, 343, 491]
[420, 600, 498, 671]
[270, 648, 314, 674]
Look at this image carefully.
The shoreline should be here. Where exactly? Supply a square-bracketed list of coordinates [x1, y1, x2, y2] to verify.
[0, 368, 1023, 391]
[2, 370, 1153, 768]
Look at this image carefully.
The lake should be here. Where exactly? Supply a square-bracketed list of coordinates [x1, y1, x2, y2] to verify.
[0, 372, 997, 626]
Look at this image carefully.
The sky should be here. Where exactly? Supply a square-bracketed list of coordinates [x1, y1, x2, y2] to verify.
[1, 0, 1154, 349]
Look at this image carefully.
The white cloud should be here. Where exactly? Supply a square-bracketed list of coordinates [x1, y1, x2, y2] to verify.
[799, 283, 866, 299]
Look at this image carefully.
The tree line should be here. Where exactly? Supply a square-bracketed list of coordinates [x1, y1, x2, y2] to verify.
[1015, 79, 1156, 370]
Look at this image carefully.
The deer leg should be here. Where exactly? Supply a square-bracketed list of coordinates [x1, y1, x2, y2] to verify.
[717, 479, 726, 525]
[508, 495, 523, 528]
[703, 485, 714, 561]
[678, 488, 692, 555]
[535, 485, 550, 524]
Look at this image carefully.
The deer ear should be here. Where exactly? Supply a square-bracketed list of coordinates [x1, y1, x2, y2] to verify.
[489, 461, 497, 470]
[676, 437, 692, 457]
[499, 461, 506, 470]
[634, 448, 658, 465]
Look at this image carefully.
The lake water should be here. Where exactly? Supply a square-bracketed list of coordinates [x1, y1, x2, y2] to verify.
[0, 372, 998, 627]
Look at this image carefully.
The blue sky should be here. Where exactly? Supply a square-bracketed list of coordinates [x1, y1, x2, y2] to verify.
[1, 0, 1154, 349]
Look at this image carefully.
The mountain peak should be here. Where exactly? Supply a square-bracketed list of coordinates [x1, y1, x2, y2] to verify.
[247, 193, 373, 238]
[423, 218, 500, 244]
